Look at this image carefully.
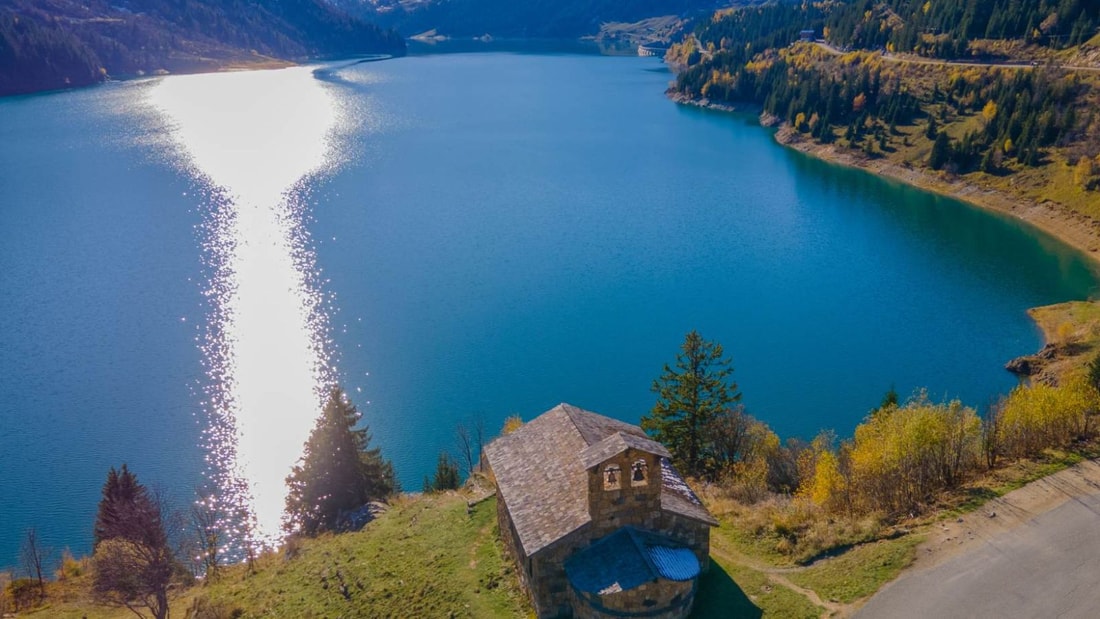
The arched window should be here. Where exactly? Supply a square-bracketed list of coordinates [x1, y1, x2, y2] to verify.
[603, 464, 622, 490]
[631, 459, 648, 486]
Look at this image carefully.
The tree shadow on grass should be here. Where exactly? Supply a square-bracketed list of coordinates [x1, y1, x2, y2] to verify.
[691, 559, 762, 619]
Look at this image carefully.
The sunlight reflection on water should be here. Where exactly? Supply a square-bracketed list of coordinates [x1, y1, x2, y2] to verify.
[147, 67, 342, 546]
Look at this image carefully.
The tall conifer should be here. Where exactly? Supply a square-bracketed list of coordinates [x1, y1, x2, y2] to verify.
[642, 331, 741, 477]
[285, 387, 395, 535]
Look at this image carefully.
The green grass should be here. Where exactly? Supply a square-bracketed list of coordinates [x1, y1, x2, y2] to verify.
[712, 521, 792, 568]
[786, 536, 921, 604]
[189, 493, 531, 618]
[950, 448, 1090, 516]
[694, 557, 820, 619]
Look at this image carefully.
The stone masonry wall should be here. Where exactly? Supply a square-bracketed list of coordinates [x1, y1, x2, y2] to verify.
[486, 459, 537, 611]
[655, 513, 711, 572]
[570, 579, 696, 619]
[531, 529, 591, 618]
[587, 449, 662, 539]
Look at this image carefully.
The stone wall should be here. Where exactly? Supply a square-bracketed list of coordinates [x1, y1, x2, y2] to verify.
[570, 579, 696, 619]
[656, 513, 711, 573]
[531, 529, 592, 618]
[586, 449, 662, 539]
[487, 458, 539, 612]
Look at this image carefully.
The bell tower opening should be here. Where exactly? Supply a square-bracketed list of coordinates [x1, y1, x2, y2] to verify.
[603, 464, 622, 490]
[631, 459, 648, 486]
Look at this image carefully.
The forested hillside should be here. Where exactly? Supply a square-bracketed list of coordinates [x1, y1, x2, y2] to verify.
[668, 0, 1100, 219]
[331, 0, 726, 39]
[0, 0, 405, 96]
[826, 0, 1099, 58]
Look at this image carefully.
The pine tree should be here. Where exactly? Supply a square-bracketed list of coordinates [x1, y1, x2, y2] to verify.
[929, 131, 951, 170]
[285, 387, 395, 535]
[925, 114, 938, 140]
[642, 331, 741, 477]
[423, 452, 461, 493]
[93, 464, 163, 550]
[91, 465, 173, 619]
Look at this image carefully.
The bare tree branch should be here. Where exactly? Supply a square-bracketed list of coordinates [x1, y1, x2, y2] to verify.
[19, 527, 49, 600]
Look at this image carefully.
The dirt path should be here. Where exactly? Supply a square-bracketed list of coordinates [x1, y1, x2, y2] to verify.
[708, 539, 845, 617]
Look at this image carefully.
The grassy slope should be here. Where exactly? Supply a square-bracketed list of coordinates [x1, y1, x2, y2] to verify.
[22, 460, 1100, 618]
[193, 493, 531, 618]
[1024, 301, 1100, 382]
[19, 492, 531, 619]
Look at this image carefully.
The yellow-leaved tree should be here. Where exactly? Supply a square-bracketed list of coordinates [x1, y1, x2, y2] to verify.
[996, 377, 1099, 459]
[981, 100, 998, 123]
[847, 393, 980, 515]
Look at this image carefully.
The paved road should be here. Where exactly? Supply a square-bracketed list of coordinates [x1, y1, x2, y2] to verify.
[856, 491, 1100, 618]
[812, 41, 1100, 73]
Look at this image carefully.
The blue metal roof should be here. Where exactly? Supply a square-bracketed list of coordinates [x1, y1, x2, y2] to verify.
[647, 545, 700, 581]
[564, 527, 701, 594]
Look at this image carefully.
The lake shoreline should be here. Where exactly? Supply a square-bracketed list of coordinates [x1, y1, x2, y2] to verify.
[668, 93, 1100, 377]
[0, 52, 407, 99]
[772, 125, 1100, 270]
[769, 121, 1100, 366]
[667, 94, 1100, 271]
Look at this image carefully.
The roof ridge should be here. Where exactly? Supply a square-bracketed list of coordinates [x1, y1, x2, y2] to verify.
[626, 527, 661, 577]
[558, 402, 583, 433]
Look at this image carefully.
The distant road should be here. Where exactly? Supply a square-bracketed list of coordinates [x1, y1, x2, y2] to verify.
[812, 40, 1100, 73]
[855, 460, 1100, 619]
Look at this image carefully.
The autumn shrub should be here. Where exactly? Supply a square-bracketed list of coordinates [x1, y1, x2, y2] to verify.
[802, 449, 848, 513]
[6, 578, 40, 611]
[997, 376, 1100, 459]
[717, 457, 771, 504]
[500, 415, 523, 435]
[55, 549, 87, 580]
[846, 393, 981, 516]
[733, 496, 884, 564]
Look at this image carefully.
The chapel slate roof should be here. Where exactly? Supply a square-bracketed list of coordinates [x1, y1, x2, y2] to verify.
[483, 403, 717, 558]
[579, 431, 671, 470]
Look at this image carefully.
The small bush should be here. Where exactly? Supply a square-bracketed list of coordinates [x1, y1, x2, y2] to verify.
[55, 549, 86, 580]
[7, 578, 41, 611]
[0, 572, 11, 616]
[501, 415, 523, 435]
[187, 595, 245, 619]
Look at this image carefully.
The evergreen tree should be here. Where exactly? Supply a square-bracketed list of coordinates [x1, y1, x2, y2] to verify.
[93, 464, 163, 550]
[91, 465, 174, 619]
[642, 330, 741, 477]
[925, 115, 938, 140]
[929, 131, 951, 170]
[285, 387, 395, 535]
[423, 452, 461, 492]
[1087, 351, 1100, 394]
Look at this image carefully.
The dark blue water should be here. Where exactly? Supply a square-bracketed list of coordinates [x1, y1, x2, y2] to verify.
[1, 50, 1097, 567]
[0, 86, 207, 566]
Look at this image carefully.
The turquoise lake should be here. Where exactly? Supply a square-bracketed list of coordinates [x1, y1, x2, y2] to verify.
[1, 48, 1098, 565]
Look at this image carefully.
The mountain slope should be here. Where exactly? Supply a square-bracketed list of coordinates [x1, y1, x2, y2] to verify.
[332, 0, 728, 39]
[0, 0, 405, 96]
